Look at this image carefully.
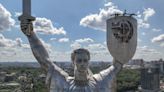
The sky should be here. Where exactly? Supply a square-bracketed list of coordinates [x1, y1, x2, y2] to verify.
[0, 0, 164, 62]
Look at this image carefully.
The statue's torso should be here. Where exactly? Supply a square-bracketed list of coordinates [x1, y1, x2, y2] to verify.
[46, 64, 119, 92]
[49, 73, 114, 92]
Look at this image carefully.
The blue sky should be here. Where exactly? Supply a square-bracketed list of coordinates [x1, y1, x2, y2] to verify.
[0, 0, 163, 62]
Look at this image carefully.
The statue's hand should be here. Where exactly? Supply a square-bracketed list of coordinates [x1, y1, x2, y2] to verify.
[113, 58, 129, 66]
[20, 20, 33, 36]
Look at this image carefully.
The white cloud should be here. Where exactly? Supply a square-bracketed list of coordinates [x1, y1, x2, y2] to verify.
[0, 4, 15, 32]
[15, 38, 23, 47]
[86, 43, 106, 51]
[152, 28, 161, 32]
[70, 38, 94, 49]
[0, 34, 52, 62]
[15, 38, 30, 49]
[152, 34, 164, 43]
[143, 8, 155, 21]
[103, 41, 107, 45]
[0, 34, 30, 48]
[138, 19, 150, 29]
[0, 47, 35, 62]
[137, 8, 155, 29]
[50, 38, 57, 41]
[75, 38, 94, 43]
[80, 2, 155, 31]
[0, 34, 16, 47]
[80, 2, 123, 31]
[70, 41, 111, 61]
[49, 51, 71, 61]
[85, 43, 111, 61]
[104, 2, 113, 7]
[14, 12, 22, 17]
[134, 46, 163, 60]
[137, 46, 158, 53]
[0, 34, 34, 61]
[34, 17, 66, 35]
[152, 34, 164, 47]
[0, 50, 16, 58]
[58, 38, 69, 43]
[70, 42, 81, 50]
[136, 11, 142, 18]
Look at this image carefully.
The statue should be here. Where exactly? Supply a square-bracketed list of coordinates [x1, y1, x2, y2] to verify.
[19, 0, 137, 92]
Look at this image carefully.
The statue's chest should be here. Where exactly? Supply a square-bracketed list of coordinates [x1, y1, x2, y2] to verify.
[49, 77, 111, 92]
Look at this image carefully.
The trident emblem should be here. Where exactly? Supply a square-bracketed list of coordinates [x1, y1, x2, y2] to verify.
[106, 15, 137, 63]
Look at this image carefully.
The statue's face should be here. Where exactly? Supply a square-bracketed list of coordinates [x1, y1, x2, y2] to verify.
[74, 53, 89, 72]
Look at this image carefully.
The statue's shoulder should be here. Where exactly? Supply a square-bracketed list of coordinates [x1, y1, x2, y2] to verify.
[93, 73, 103, 82]
[47, 64, 69, 79]
[46, 64, 70, 88]
[93, 66, 115, 82]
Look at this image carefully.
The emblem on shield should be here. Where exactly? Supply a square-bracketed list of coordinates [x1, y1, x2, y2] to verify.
[106, 16, 137, 63]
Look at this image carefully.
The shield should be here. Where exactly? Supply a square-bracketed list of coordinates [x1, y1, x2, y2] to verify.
[106, 16, 137, 63]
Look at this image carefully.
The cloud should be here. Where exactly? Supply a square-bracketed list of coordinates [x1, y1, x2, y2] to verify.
[15, 38, 30, 49]
[75, 38, 94, 43]
[85, 43, 108, 55]
[152, 28, 161, 32]
[0, 51, 16, 57]
[137, 46, 158, 53]
[80, 1, 155, 31]
[86, 43, 106, 51]
[80, 2, 123, 31]
[0, 34, 52, 61]
[85, 43, 111, 61]
[0, 34, 33, 61]
[70, 38, 94, 49]
[0, 34, 16, 47]
[0, 47, 35, 62]
[0, 4, 15, 32]
[137, 8, 155, 29]
[134, 46, 163, 60]
[152, 34, 164, 47]
[0, 34, 30, 48]
[58, 38, 69, 43]
[34, 17, 66, 35]
[50, 38, 57, 41]
[137, 19, 150, 29]
[152, 34, 164, 43]
[70, 41, 111, 61]
[70, 38, 104, 52]
[143, 8, 155, 21]
[70, 42, 81, 49]
[14, 12, 22, 17]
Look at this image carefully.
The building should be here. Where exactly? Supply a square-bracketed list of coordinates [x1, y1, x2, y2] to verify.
[149, 59, 164, 74]
[141, 64, 160, 92]
[0, 72, 6, 82]
[129, 59, 144, 66]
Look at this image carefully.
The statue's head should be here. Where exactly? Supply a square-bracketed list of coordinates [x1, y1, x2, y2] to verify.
[71, 48, 90, 73]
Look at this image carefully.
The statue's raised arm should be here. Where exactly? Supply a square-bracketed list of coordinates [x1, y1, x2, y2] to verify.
[18, 0, 70, 90]
[18, 0, 55, 72]
[20, 20, 53, 72]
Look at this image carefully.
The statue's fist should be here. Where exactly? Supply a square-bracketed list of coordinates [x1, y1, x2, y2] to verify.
[20, 20, 33, 36]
